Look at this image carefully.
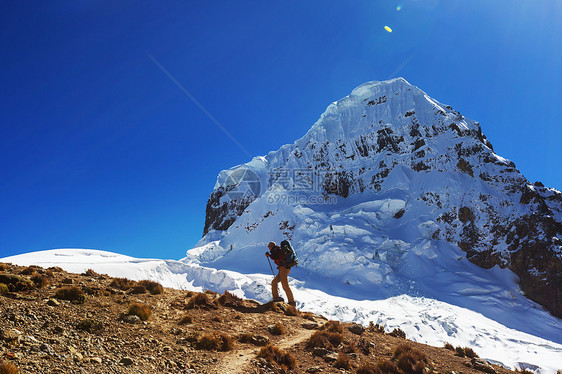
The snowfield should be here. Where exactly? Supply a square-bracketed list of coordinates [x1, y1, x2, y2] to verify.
[2, 248, 561, 373]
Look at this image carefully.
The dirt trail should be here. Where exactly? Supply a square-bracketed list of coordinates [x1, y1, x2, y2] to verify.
[211, 328, 313, 374]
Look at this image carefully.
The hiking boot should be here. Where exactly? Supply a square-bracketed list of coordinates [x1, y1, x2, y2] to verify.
[271, 297, 284, 303]
[288, 301, 296, 307]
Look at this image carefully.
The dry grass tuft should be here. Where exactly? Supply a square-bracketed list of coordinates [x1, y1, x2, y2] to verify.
[0, 274, 35, 292]
[389, 327, 406, 339]
[285, 305, 298, 316]
[265, 301, 281, 313]
[344, 340, 358, 354]
[109, 277, 136, 291]
[0, 283, 8, 295]
[31, 274, 49, 288]
[76, 318, 103, 333]
[301, 311, 315, 321]
[453, 346, 478, 358]
[83, 269, 98, 277]
[178, 314, 192, 325]
[444, 342, 454, 350]
[463, 346, 478, 358]
[335, 352, 352, 370]
[321, 320, 343, 333]
[218, 290, 244, 308]
[0, 361, 19, 374]
[55, 286, 85, 303]
[130, 285, 147, 294]
[455, 346, 466, 357]
[378, 359, 399, 373]
[393, 343, 428, 374]
[186, 292, 218, 310]
[306, 330, 343, 350]
[196, 334, 220, 350]
[357, 338, 373, 355]
[0, 263, 6, 272]
[368, 321, 386, 333]
[220, 334, 234, 351]
[257, 344, 296, 370]
[128, 303, 152, 321]
[239, 333, 254, 343]
[356, 361, 380, 374]
[19, 266, 36, 275]
[268, 322, 285, 335]
[138, 280, 164, 295]
[196, 333, 233, 351]
[393, 343, 413, 358]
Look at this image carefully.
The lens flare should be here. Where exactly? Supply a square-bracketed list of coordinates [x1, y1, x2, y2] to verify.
[384, 26, 393, 33]
[397, 5, 402, 11]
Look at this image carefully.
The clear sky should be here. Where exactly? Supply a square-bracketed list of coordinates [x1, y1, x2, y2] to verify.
[1, 1, 561, 260]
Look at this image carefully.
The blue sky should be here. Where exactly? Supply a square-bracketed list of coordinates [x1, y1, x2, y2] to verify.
[1, 1, 561, 260]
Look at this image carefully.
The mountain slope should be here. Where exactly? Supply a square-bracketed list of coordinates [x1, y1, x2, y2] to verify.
[0, 261, 524, 374]
[2, 248, 562, 372]
[194, 78, 562, 319]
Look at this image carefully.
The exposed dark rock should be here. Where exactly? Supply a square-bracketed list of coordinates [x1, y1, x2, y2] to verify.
[347, 323, 365, 335]
[312, 348, 333, 357]
[413, 161, 430, 172]
[457, 158, 474, 177]
[302, 322, 319, 330]
[323, 171, 352, 198]
[458, 207, 475, 223]
[120, 357, 134, 366]
[413, 138, 425, 151]
[203, 187, 256, 236]
[471, 358, 496, 373]
[394, 209, 405, 219]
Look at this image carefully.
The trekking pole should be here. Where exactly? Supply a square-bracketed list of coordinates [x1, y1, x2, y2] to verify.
[267, 257, 275, 276]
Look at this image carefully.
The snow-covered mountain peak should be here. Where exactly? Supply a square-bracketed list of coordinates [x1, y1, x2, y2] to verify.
[303, 77, 444, 143]
[196, 78, 562, 322]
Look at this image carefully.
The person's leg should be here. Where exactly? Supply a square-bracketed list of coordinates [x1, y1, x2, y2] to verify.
[279, 266, 294, 304]
[271, 272, 280, 299]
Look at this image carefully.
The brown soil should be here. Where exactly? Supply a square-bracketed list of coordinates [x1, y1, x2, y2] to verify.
[0, 262, 517, 374]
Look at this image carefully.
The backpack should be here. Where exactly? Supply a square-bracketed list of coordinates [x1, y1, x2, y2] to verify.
[280, 240, 298, 268]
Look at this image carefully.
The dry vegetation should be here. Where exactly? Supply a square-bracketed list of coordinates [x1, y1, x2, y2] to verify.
[0, 262, 529, 373]
[0, 361, 20, 374]
[257, 344, 296, 370]
[127, 302, 152, 321]
[54, 286, 85, 303]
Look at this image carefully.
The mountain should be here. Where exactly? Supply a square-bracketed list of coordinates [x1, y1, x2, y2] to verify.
[2, 248, 562, 373]
[193, 77, 562, 319]
[0, 261, 519, 374]
[3, 78, 562, 373]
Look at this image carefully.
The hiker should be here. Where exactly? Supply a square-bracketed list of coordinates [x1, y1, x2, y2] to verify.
[265, 241, 296, 307]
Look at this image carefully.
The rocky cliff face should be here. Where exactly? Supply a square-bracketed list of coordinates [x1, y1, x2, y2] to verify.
[198, 78, 562, 318]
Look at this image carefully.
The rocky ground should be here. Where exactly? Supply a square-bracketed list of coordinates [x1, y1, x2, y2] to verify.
[0, 262, 518, 374]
